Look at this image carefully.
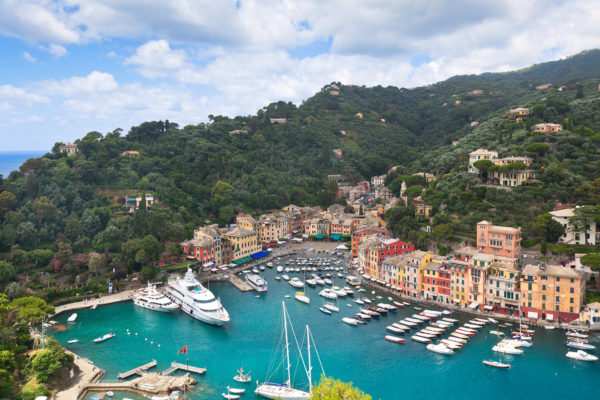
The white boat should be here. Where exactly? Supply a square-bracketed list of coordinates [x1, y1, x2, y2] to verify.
[566, 331, 588, 339]
[166, 268, 230, 326]
[447, 336, 467, 344]
[228, 387, 245, 394]
[260, 266, 266, 271]
[488, 318, 498, 323]
[106, 391, 114, 397]
[93, 333, 116, 343]
[222, 393, 240, 399]
[305, 279, 317, 287]
[489, 330, 504, 336]
[354, 299, 365, 305]
[543, 325, 556, 330]
[342, 317, 359, 326]
[362, 298, 372, 304]
[566, 350, 598, 361]
[319, 307, 332, 315]
[67, 313, 78, 322]
[246, 274, 268, 292]
[442, 318, 458, 323]
[386, 325, 404, 334]
[505, 338, 532, 348]
[233, 367, 251, 383]
[377, 303, 397, 312]
[289, 277, 304, 289]
[276, 266, 283, 273]
[333, 287, 347, 297]
[90, 304, 97, 310]
[134, 282, 179, 312]
[275, 276, 281, 281]
[410, 335, 431, 343]
[267, 262, 274, 268]
[566, 341, 596, 350]
[346, 276, 362, 286]
[483, 360, 511, 369]
[318, 289, 337, 300]
[324, 302, 339, 312]
[450, 332, 469, 340]
[324, 279, 333, 285]
[385, 335, 405, 344]
[255, 302, 323, 400]
[282, 275, 290, 281]
[464, 323, 481, 329]
[295, 292, 310, 304]
[492, 343, 523, 355]
[67, 339, 79, 344]
[399, 319, 417, 327]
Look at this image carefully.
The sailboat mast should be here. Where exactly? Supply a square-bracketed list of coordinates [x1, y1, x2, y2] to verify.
[283, 302, 291, 388]
[307, 325, 312, 393]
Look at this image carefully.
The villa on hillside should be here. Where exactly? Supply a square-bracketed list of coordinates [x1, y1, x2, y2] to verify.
[120, 150, 140, 157]
[269, 118, 287, 124]
[468, 149, 498, 173]
[550, 207, 598, 245]
[59, 143, 79, 155]
[533, 123, 563, 134]
[508, 107, 530, 121]
[477, 221, 522, 258]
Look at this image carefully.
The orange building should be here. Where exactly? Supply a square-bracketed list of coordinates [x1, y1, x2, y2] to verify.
[476, 221, 522, 258]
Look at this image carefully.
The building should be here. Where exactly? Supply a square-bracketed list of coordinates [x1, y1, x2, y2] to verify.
[305, 218, 331, 238]
[580, 302, 600, 330]
[269, 118, 287, 124]
[257, 216, 288, 243]
[236, 214, 260, 232]
[404, 251, 434, 299]
[359, 237, 414, 280]
[444, 258, 469, 306]
[282, 204, 301, 214]
[374, 186, 393, 201]
[381, 254, 410, 290]
[351, 226, 389, 257]
[520, 263, 586, 323]
[224, 226, 261, 261]
[468, 149, 498, 173]
[468, 252, 493, 306]
[333, 149, 343, 159]
[536, 83, 553, 90]
[371, 175, 386, 188]
[327, 204, 345, 215]
[180, 225, 232, 266]
[229, 129, 249, 135]
[476, 221, 522, 258]
[412, 197, 432, 218]
[422, 262, 451, 304]
[487, 169, 533, 187]
[327, 174, 344, 182]
[125, 195, 154, 212]
[533, 123, 563, 134]
[413, 172, 436, 182]
[120, 150, 140, 157]
[508, 107, 531, 121]
[485, 260, 521, 316]
[59, 143, 79, 155]
[493, 156, 533, 167]
[550, 207, 598, 245]
[330, 217, 353, 238]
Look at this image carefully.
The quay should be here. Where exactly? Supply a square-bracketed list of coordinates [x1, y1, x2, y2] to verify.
[162, 361, 207, 375]
[117, 360, 157, 379]
[78, 372, 196, 400]
[53, 290, 136, 316]
[227, 275, 253, 292]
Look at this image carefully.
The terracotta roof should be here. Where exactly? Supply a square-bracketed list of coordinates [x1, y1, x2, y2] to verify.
[521, 263, 586, 279]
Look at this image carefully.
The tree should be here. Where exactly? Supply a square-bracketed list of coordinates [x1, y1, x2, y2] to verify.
[534, 213, 564, 243]
[473, 159, 494, 183]
[525, 143, 549, 161]
[0, 261, 16, 284]
[8, 297, 54, 324]
[31, 350, 61, 383]
[569, 206, 599, 246]
[575, 178, 600, 204]
[575, 84, 584, 99]
[88, 256, 105, 277]
[211, 180, 234, 210]
[433, 224, 452, 241]
[4, 282, 21, 299]
[32, 196, 57, 223]
[311, 377, 371, 400]
[581, 253, 600, 271]
[0, 191, 16, 218]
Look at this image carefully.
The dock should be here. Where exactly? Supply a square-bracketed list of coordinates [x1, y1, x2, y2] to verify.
[117, 360, 157, 379]
[162, 361, 206, 376]
[80, 372, 196, 400]
[228, 275, 253, 292]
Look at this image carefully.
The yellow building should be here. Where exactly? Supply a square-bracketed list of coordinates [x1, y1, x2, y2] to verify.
[236, 214, 260, 232]
[444, 259, 469, 306]
[488, 169, 532, 187]
[225, 226, 261, 261]
[468, 253, 493, 305]
[404, 250, 433, 298]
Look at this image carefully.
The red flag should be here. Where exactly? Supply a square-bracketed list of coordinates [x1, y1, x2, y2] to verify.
[177, 345, 187, 354]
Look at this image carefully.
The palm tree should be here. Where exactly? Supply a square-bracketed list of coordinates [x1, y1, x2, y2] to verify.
[5, 282, 21, 299]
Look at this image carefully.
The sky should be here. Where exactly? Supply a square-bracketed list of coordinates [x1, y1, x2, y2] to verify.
[2, 0, 600, 151]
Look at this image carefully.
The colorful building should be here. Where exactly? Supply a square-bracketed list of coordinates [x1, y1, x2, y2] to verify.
[468, 252, 493, 306]
[485, 260, 521, 316]
[224, 226, 261, 261]
[508, 107, 531, 121]
[404, 250, 434, 299]
[550, 207, 598, 245]
[468, 149, 498, 173]
[533, 123, 563, 133]
[351, 226, 389, 257]
[444, 258, 469, 306]
[476, 221, 522, 258]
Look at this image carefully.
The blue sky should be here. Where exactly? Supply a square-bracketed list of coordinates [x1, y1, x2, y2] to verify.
[1, 0, 600, 151]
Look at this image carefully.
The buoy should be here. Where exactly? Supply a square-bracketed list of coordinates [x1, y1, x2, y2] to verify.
[150, 341, 154, 345]
[145, 338, 148, 341]
[127, 332, 130, 335]
[158, 344, 161, 347]
[135, 333, 138, 336]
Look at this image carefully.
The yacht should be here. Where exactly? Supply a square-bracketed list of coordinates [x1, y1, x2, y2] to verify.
[246, 274, 268, 292]
[566, 350, 598, 361]
[289, 277, 304, 289]
[133, 282, 179, 312]
[346, 276, 362, 286]
[166, 268, 230, 326]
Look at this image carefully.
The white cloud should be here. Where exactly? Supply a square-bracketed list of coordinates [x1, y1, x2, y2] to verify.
[22, 51, 36, 63]
[34, 71, 119, 97]
[40, 43, 68, 57]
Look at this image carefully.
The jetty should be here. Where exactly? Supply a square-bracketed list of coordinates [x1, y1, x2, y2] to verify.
[79, 372, 196, 400]
[117, 360, 157, 379]
[162, 361, 207, 376]
[53, 290, 136, 316]
[228, 275, 253, 292]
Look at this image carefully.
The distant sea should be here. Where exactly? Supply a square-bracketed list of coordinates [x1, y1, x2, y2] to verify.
[0, 151, 47, 177]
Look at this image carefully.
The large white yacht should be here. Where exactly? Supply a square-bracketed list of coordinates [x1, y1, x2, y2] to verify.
[166, 268, 230, 326]
[246, 274, 268, 292]
[133, 282, 179, 312]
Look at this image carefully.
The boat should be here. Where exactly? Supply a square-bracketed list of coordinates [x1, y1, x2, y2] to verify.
[222, 393, 240, 400]
[399, 319, 417, 327]
[505, 338, 532, 348]
[402, 302, 410, 306]
[498, 324, 508, 328]
[566, 341, 596, 350]
[362, 298, 372, 304]
[489, 330, 504, 336]
[289, 277, 304, 289]
[392, 301, 405, 308]
[346, 276, 362, 286]
[342, 317, 359, 326]
[67, 313, 78, 322]
[442, 318, 458, 323]
[324, 302, 339, 312]
[450, 332, 469, 340]
[385, 335, 405, 344]
[90, 304, 97, 310]
[464, 324, 481, 329]
[228, 387, 245, 394]
[488, 318, 498, 324]
[282, 275, 290, 281]
[566, 350, 598, 361]
[67, 339, 79, 344]
[356, 313, 371, 321]
[377, 303, 398, 312]
[483, 360, 511, 369]
[354, 299, 365, 305]
[386, 325, 404, 334]
[134, 282, 179, 312]
[492, 343, 523, 355]
[93, 333, 116, 343]
[319, 307, 332, 315]
[246, 274, 268, 292]
[276, 266, 283, 273]
[447, 336, 467, 344]
[305, 279, 317, 287]
[332, 286, 346, 297]
[324, 279, 333, 285]
[318, 289, 337, 300]
[166, 267, 230, 326]
[566, 331, 588, 339]
[255, 302, 323, 399]
[106, 391, 114, 397]
[410, 335, 431, 343]
[267, 262, 274, 268]
[260, 266, 266, 271]
[544, 325, 556, 330]
[275, 276, 281, 281]
[295, 292, 310, 304]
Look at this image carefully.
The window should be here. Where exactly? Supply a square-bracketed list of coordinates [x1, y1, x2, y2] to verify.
[542, 285, 546, 291]
[570, 307, 574, 313]
[570, 287, 574, 294]
[542, 295, 546, 301]
[556, 286, 560, 292]
[570, 298, 574, 304]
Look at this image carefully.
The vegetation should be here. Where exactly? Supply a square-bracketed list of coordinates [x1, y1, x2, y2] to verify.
[311, 377, 371, 400]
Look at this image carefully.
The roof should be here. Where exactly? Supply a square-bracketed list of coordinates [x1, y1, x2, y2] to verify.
[225, 226, 257, 238]
[470, 148, 497, 155]
[410, 250, 431, 259]
[549, 208, 575, 217]
[587, 302, 600, 310]
[472, 252, 494, 262]
[455, 246, 478, 255]
[490, 225, 520, 233]
[382, 254, 410, 266]
[424, 261, 442, 272]
[521, 263, 586, 279]
[478, 220, 492, 225]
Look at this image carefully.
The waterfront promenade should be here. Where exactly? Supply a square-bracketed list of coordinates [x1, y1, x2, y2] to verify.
[56, 352, 102, 400]
[53, 290, 136, 316]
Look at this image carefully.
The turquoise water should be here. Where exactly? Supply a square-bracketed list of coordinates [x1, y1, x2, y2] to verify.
[0, 151, 46, 176]
[54, 255, 600, 400]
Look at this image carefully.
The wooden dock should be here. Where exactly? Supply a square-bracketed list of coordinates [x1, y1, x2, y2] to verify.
[228, 275, 253, 292]
[118, 360, 157, 379]
[162, 361, 206, 376]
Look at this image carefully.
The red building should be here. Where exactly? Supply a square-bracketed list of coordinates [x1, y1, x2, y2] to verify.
[351, 226, 389, 257]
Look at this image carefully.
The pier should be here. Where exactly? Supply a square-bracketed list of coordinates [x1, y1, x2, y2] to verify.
[117, 360, 157, 379]
[79, 372, 196, 400]
[162, 361, 207, 375]
[228, 275, 253, 292]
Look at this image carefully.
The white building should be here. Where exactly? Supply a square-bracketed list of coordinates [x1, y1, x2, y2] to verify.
[550, 207, 598, 245]
[370, 175, 386, 188]
[468, 149, 498, 173]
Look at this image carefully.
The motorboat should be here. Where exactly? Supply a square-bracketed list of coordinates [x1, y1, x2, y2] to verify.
[566, 341, 596, 350]
[90, 304, 97, 310]
[324, 302, 339, 312]
[233, 367, 251, 383]
[222, 392, 240, 399]
[93, 333, 116, 343]
[377, 303, 398, 312]
[566, 331, 588, 339]
[346, 276, 362, 286]
[332, 287, 347, 297]
[134, 282, 180, 312]
[399, 319, 417, 327]
[295, 292, 310, 304]
[228, 387, 245, 394]
[447, 336, 467, 344]
[505, 338, 532, 348]
[385, 335, 405, 344]
[566, 350, 598, 361]
[394, 323, 410, 330]
[275, 276, 281, 281]
[410, 335, 431, 343]
[386, 325, 404, 334]
[166, 268, 230, 326]
[488, 318, 498, 324]
[450, 332, 469, 340]
[393, 301, 405, 308]
[324, 279, 333, 285]
[362, 298, 372, 304]
[276, 266, 283, 273]
[260, 266, 266, 271]
[356, 313, 371, 321]
[67, 313, 78, 322]
[442, 318, 458, 323]
[319, 289, 337, 300]
[489, 330, 504, 337]
[354, 299, 365, 305]
[493, 343, 523, 355]
[289, 277, 304, 288]
[305, 279, 317, 287]
[415, 332, 436, 339]
[67, 339, 79, 344]
[319, 307, 332, 315]
[342, 317, 359, 326]
[543, 325, 556, 330]
[282, 275, 290, 281]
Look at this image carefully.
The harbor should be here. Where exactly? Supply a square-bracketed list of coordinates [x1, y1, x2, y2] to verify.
[53, 251, 600, 400]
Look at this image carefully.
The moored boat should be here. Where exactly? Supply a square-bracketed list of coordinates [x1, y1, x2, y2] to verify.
[566, 341, 596, 350]
[483, 360, 511, 369]
[93, 333, 116, 343]
[295, 292, 310, 304]
[566, 350, 598, 361]
[385, 335, 405, 344]
[246, 274, 268, 293]
[67, 313, 78, 322]
[319, 307, 332, 315]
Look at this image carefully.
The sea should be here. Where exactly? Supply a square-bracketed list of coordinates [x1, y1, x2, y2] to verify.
[53, 254, 600, 400]
[0, 151, 47, 176]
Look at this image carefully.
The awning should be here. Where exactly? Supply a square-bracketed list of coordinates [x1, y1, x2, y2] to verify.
[469, 302, 479, 309]
[330, 234, 342, 240]
[546, 314, 554, 321]
[232, 259, 244, 265]
[203, 261, 215, 268]
[453, 299, 460, 303]
[251, 251, 268, 259]
[527, 311, 539, 319]
[484, 305, 493, 311]
[315, 235, 325, 240]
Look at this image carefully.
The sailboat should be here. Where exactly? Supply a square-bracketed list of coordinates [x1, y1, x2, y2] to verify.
[484, 333, 511, 368]
[255, 302, 325, 400]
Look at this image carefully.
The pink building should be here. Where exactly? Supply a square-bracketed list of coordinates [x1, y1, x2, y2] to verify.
[533, 123, 563, 134]
[476, 221, 522, 258]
